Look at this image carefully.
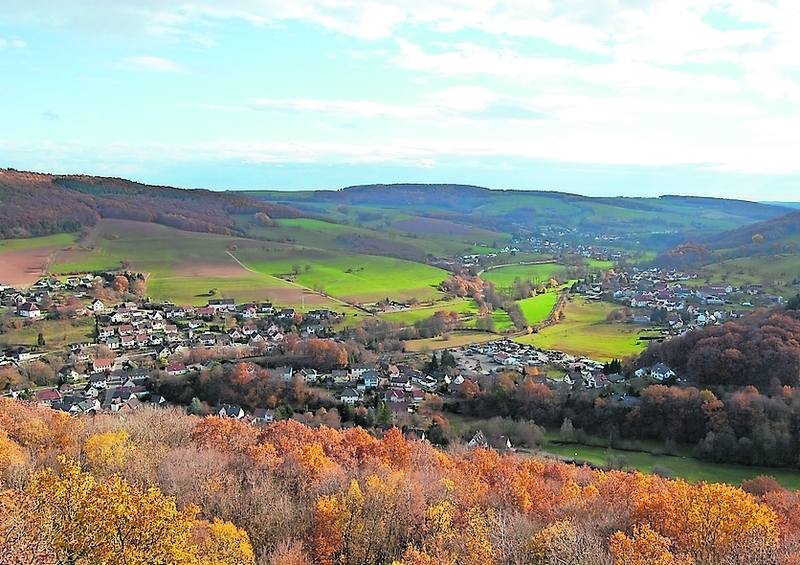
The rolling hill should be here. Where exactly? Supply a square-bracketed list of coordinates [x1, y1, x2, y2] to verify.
[0, 168, 301, 239]
[248, 184, 794, 251]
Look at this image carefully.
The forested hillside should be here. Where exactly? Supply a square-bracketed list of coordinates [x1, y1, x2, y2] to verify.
[2, 399, 799, 564]
[0, 169, 300, 239]
[639, 304, 800, 389]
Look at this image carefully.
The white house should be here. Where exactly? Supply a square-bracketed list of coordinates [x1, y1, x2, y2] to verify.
[18, 302, 41, 318]
[341, 388, 360, 404]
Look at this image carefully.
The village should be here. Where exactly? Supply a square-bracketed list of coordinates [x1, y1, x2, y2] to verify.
[1, 268, 683, 427]
[3, 261, 782, 426]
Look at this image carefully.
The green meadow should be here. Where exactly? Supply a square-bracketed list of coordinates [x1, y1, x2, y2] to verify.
[480, 263, 565, 287]
[699, 252, 800, 296]
[377, 299, 476, 325]
[2, 318, 96, 351]
[0, 233, 77, 251]
[236, 216, 503, 258]
[516, 299, 646, 361]
[49, 221, 249, 277]
[518, 292, 559, 325]
[540, 438, 800, 490]
[233, 247, 448, 303]
[43, 220, 451, 307]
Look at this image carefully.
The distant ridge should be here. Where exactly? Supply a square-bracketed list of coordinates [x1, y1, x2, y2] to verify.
[766, 201, 800, 210]
[0, 168, 301, 239]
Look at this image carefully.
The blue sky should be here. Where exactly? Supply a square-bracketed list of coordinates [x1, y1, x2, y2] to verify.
[1, 1, 800, 200]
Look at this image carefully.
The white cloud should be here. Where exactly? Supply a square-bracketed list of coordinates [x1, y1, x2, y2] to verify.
[249, 97, 431, 119]
[0, 38, 26, 49]
[394, 40, 742, 94]
[124, 55, 185, 73]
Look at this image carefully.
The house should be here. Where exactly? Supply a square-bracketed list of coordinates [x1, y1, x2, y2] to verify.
[389, 401, 410, 415]
[351, 363, 372, 378]
[298, 368, 318, 383]
[253, 408, 276, 424]
[385, 389, 405, 403]
[18, 302, 41, 318]
[410, 389, 426, 405]
[166, 363, 186, 376]
[331, 369, 351, 383]
[217, 404, 245, 419]
[362, 369, 380, 389]
[98, 326, 115, 339]
[341, 388, 360, 404]
[35, 388, 62, 407]
[390, 375, 412, 391]
[208, 298, 236, 312]
[651, 363, 676, 381]
[90, 299, 105, 312]
[197, 332, 216, 346]
[197, 306, 217, 319]
[93, 358, 114, 373]
[278, 308, 296, 320]
[468, 430, 512, 452]
[606, 373, 626, 384]
[274, 366, 293, 382]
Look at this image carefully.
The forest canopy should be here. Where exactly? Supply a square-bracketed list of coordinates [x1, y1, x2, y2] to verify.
[1, 399, 798, 565]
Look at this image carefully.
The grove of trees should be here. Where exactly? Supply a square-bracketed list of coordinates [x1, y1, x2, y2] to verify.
[2, 398, 797, 564]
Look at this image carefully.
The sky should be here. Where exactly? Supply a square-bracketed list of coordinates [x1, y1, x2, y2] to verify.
[2, 1, 800, 200]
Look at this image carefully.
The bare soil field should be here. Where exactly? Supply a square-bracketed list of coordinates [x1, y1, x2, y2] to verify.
[0, 245, 64, 286]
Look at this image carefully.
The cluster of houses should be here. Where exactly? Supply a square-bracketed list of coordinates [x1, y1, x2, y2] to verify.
[89, 299, 340, 354]
[2, 275, 137, 319]
[454, 339, 677, 392]
[16, 367, 163, 415]
[509, 227, 633, 262]
[337, 362, 432, 416]
[572, 268, 783, 330]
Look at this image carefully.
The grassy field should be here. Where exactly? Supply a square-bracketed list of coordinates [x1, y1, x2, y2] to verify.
[402, 330, 502, 352]
[445, 414, 800, 488]
[516, 298, 646, 361]
[377, 299, 475, 325]
[0, 233, 77, 251]
[44, 219, 450, 307]
[481, 263, 565, 287]
[50, 220, 252, 277]
[540, 439, 800, 490]
[233, 247, 447, 303]
[0, 317, 96, 350]
[236, 216, 503, 258]
[518, 292, 559, 325]
[699, 253, 800, 296]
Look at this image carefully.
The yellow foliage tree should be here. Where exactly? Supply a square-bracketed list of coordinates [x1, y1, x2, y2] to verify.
[609, 524, 684, 565]
[0, 428, 25, 476]
[84, 429, 135, 476]
[193, 518, 256, 565]
[25, 457, 203, 565]
[633, 480, 778, 565]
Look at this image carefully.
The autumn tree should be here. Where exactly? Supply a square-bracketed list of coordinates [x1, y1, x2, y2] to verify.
[26, 458, 202, 565]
